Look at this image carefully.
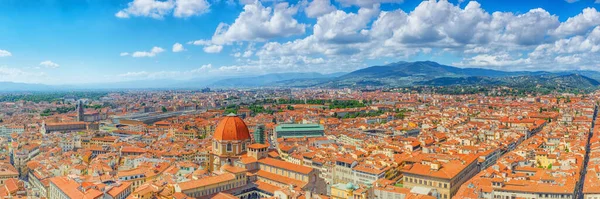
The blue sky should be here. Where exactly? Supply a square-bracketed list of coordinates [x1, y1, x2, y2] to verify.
[0, 0, 599, 84]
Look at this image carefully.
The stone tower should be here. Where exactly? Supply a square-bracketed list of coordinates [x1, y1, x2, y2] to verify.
[77, 100, 84, 122]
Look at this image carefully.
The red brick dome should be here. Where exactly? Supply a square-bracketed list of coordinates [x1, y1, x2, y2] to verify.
[213, 114, 251, 141]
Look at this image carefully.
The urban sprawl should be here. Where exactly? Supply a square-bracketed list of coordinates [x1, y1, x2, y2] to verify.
[0, 88, 598, 199]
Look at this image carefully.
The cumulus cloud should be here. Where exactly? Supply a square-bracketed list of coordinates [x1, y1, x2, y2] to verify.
[172, 43, 185, 52]
[203, 45, 223, 53]
[552, 8, 600, 38]
[234, 43, 255, 58]
[120, 52, 130, 56]
[251, 0, 600, 73]
[187, 39, 222, 53]
[382, 1, 560, 47]
[335, 0, 404, 7]
[531, 26, 600, 58]
[116, 0, 210, 19]
[453, 52, 530, 68]
[313, 4, 379, 44]
[0, 50, 11, 57]
[115, 0, 175, 19]
[211, 1, 307, 44]
[131, 46, 165, 57]
[305, 0, 336, 18]
[190, 64, 213, 73]
[499, 8, 560, 46]
[188, 39, 212, 45]
[174, 0, 210, 17]
[119, 0, 600, 76]
[39, 60, 60, 68]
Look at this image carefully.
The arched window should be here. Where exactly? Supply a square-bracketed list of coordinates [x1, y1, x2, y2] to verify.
[227, 143, 232, 152]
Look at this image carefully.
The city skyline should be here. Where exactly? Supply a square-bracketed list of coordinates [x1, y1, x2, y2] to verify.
[1, 0, 600, 84]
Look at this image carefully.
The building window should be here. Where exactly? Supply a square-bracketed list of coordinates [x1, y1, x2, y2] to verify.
[227, 143, 232, 152]
[242, 142, 246, 150]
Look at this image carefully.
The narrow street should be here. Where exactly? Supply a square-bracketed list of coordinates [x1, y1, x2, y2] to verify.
[576, 105, 597, 199]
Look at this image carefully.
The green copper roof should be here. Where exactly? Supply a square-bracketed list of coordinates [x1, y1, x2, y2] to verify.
[274, 123, 324, 132]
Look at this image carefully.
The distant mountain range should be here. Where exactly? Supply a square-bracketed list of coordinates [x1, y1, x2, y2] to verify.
[417, 74, 600, 90]
[2, 61, 600, 91]
[0, 82, 57, 92]
[272, 61, 600, 90]
[210, 72, 346, 88]
[0, 72, 346, 92]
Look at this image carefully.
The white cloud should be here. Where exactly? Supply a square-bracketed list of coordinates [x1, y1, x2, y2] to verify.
[188, 39, 222, 53]
[116, 0, 209, 19]
[174, 0, 210, 18]
[305, 0, 336, 18]
[552, 8, 600, 38]
[370, 10, 407, 40]
[249, 0, 600, 73]
[454, 53, 529, 68]
[499, 8, 560, 46]
[120, 52, 130, 56]
[531, 26, 600, 57]
[555, 54, 582, 64]
[235, 43, 255, 58]
[172, 43, 186, 52]
[113, 0, 600, 75]
[335, 0, 403, 7]
[313, 4, 379, 44]
[115, 11, 130, 18]
[190, 64, 213, 73]
[0, 50, 12, 57]
[115, 0, 175, 19]
[188, 39, 212, 45]
[383, 1, 491, 46]
[211, 1, 307, 44]
[132, 46, 165, 57]
[242, 50, 253, 57]
[203, 45, 223, 53]
[39, 60, 60, 68]
[379, 1, 561, 47]
[464, 46, 491, 54]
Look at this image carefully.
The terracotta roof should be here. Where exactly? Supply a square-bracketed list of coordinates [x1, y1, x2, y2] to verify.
[213, 115, 251, 141]
[107, 182, 131, 197]
[212, 193, 239, 199]
[255, 181, 281, 194]
[248, 143, 269, 149]
[256, 170, 307, 188]
[258, 158, 313, 174]
[177, 173, 236, 191]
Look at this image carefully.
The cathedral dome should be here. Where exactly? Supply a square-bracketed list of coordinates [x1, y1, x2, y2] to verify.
[213, 114, 251, 141]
